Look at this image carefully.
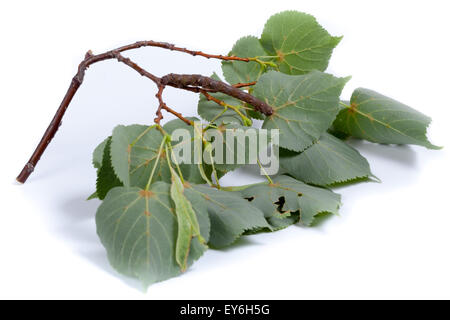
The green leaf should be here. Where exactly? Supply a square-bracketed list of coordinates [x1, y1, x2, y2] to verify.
[197, 73, 245, 125]
[327, 101, 351, 139]
[92, 137, 109, 169]
[86, 191, 98, 200]
[267, 212, 300, 231]
[280, 132, 374, 186]
[246, 108, 266, 121]
[255, 70, 349, 151]
[170, 167, 207, 271]
[110, 124, 156, 187]
[327, 125, 351, 140]
[332, 88, 441, 149]
[240, 175, 341, 227]
[186, 184, 270, 248]
[95, 182, 208, 287]
[222, 36, 268, 85]
[110, 123, 210, 191]
[171, 176, 194, 272]
[203, 122, 270, 172]
[96, 138, 123, 200]
[162, 117, 195, 134]
[164, 118, 213, 184]
[260, 11, 341, 75]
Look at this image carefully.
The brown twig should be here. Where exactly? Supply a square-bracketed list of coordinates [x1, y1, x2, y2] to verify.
[120, 40, 251, 62]
[161, 74, 273, 116]
[154, 85, 165, 124]
[76, 41, 251, 84]
[201, 91, 228, 107]
[232, 81, 257, 88]
[113, 51, 160, 84]
[112, 54, 267, 123]
[16, 41, 272, 183]
[154, 85, 192, 126]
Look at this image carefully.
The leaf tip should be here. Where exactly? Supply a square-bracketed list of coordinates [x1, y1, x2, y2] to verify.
[332, 35, 344, 46]
[369, 174, 382, 183]
[86, 191, 98, 200]
[426, 143, 443, 150]
[342, 75, 352, 84]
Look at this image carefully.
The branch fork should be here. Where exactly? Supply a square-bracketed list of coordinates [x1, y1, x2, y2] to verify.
[16, 40, 273, 183]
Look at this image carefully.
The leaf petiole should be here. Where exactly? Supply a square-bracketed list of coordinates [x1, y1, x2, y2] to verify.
[205, 107, 229, 130]
[249, 57, 278, 69]
[145, 135, 167, 190]
[226, 104, 252, 126]
[257, 158, 274, 184]
[339, 101, 351, 108]
[166, 141, 185, 184]
[205, 142, 221, 189]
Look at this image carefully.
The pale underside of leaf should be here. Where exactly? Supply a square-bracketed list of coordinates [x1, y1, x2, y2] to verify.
[95, 183, 207, 287]
[110, 124, 154, 187]
[240, 175, 341, 227]
[280, 132, 374, 186]
[170, 168, 207, 271]
[164, 118, 213, 184]
[92, 137, 109, 169]
[110, 122, 209, 192]
[204, 122, 270, 172]
[186, 184, 269, 248]
[332, 88, 441, 149]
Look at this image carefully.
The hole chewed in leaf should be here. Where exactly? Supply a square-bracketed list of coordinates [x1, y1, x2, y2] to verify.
[274, 196, 286, 214]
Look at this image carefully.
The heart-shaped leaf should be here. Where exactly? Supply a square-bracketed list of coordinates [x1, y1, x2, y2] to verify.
[95, 182, 209, 287]
[222, 36, 268, 85]
[255, 70, 349, 152]
[260, 11, 341, 75]
[109, 121, 210, 191]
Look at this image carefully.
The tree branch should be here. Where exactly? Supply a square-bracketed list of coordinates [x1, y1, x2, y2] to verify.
[161, 74, 273, 116]
[232, 81, 257, 88]
[16, 41, 272, 184]
[200, 91, 228, 108]
[154, 85, 192, 126]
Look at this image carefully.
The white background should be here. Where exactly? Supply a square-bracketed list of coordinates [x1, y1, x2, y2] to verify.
[1, 0, 449, 299]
